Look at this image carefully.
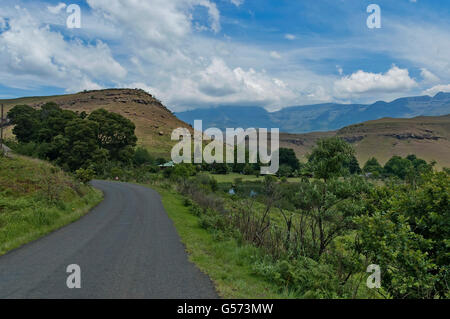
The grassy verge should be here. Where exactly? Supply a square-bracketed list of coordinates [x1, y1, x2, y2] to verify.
[0, 155, 103, 256]
[155, 186, 293, 299]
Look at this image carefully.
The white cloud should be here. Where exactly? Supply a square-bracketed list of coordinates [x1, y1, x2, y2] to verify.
[420, 68, 439, 83]
[269, 51, 281, 59]
[423, 84, 450, 96]
[284, 34, 296, 40]
[138, 57, 298, 111]
[0, 17, 6, 30]
[334, 66, 417, 98]
[86, 0, 221, 47]
[230, 0, 244, 7]
[47, 2, 66, 14]
[0, 7, 126, 92]
[387, 24, 450, 84]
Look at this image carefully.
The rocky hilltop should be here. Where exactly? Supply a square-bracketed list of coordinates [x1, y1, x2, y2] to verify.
[1, 89, 191, 157]
[280, 115, 450, 168]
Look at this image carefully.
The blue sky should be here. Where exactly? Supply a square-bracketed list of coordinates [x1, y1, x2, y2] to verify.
[0, 0, 449, 111]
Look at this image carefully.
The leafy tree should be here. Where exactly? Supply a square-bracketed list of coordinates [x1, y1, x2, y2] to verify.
[383, 156, 413, 179]
[279, 148, 300, 171]
[37, 103, 77, 142]
[345, 155, 362, 175]
[242, 163, 254, 175]
[295, 175, 370, 259]
[8, 105, 39, 143]
[211, 162, 229, 174]
[8, 103, 139, 172]
[172, 163, 196, 180]
[88, 109, 137, 162]
[307, 137, 355, 181]
[277, 164, 293, 177]
[133, 147, 153, 166]
[59, 118, 108, 171]
[363, 157, 383, 176]
[356, 170, 449, 298]
[75, 167, 95, 183]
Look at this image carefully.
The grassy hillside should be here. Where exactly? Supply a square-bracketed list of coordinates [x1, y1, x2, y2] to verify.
[2, 89, 448, 167]
[0, 89, 192, 158]
[280, 115, 450, 168]
[0, 155, 103, 255]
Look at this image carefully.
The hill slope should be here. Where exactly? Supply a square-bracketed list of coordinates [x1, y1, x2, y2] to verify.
[280, 114, 450, 168]
[176, 92, 450, 133]
[1, 89, 192, 158]
[0, 154, 102, 255]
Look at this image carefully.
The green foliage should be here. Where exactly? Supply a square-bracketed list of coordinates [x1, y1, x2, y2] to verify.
[242, 163, 255, 175]
[363, 157, 383, 177]
[383, 155, 433, 182]
[8, 105, 39, 142]
[279, 148, 300, 171]
[133, 147, 154, 166]
[383, 155, 413, 179]
[277, 164, 293, 177]
[253, 257, 345, 298]
[75, 168, 95, 184]
[345, 155, 362, 175]
[307, 137, 355, 180]
[295, 175, 370, 259]
[0, 156, 102, 256]
[355, 170, 450, 298]
[172, 163, 197, 180]
[8, 104, 137, 172]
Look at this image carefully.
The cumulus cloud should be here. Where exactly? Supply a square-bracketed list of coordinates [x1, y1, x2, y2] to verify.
[86, 0, 221, 48]
[334, 66, 417, 98]
[423, 84, 450, 96]
[138, 57, 297, 111]
[0, 7, 126, 91]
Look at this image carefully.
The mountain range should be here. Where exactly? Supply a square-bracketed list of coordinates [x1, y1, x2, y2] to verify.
[1, 89, 449, 168]
[176, 92, 450, 133]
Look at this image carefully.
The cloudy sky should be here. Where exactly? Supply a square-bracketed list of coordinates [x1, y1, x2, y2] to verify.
[0, 0, 449, 111]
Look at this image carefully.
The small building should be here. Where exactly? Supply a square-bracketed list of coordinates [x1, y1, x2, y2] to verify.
[159, 161, 175, 169]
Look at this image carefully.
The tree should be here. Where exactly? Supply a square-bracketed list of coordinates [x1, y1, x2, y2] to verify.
[8, 105, 39, 143]
[59, 118, 108, 171]
[277, 164, 293, 177]
[279, 147, 300, 171]
[355, 170, 449, 298]
[307, 137, 355, 180]
[363, 157, 383, 176]
[88, 109, 137, 162]
[345, 155, 362, 175]
[295, 175, 370, 259]
[133, 147, 153, 166]
[383, 156, 413, 179]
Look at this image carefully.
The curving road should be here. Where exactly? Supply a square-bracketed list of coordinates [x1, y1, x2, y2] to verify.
[0, 180, 218, 299]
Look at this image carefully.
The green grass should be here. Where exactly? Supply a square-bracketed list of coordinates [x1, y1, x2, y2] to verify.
[0, 155, 103, 256]
[155, 186, 293, 299]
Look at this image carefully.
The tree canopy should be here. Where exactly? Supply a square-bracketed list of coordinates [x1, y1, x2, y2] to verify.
[8, 103, 137, 172]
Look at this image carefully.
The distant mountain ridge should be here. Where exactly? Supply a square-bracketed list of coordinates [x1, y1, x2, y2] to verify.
[176, 92, 450, 133]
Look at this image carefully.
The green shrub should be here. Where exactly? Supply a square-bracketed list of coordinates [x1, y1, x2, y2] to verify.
[75, 168, 95, 183]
